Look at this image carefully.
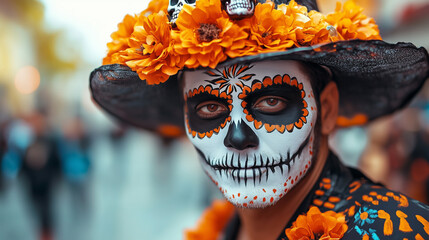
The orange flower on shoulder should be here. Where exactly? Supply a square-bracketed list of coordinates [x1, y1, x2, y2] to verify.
[286, 206, 348, 240]
[173, 0, 249, 68]
[240, 1, 295, 53]
[326, 0, 381, 41]
[185, 200, 235, 240]
[141, 0, 169, 16]
[119, 11, 185, 85]
[103, 14, 138, 65]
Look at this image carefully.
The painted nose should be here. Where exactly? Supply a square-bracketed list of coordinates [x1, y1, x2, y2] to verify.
[224, 121, 259, 150]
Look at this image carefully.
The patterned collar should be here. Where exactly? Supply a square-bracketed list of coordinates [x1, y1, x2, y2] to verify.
[223, 151, 366, 240]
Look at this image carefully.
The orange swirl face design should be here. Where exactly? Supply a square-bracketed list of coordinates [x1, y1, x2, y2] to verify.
[182, 60, 318, 208]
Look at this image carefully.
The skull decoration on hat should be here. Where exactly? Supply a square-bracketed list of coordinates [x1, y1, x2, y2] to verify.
[220, 0, 257, 20]
[168, 0, 196, 23]
[168, 0, 267, 23]
[183, 60, 317, 207]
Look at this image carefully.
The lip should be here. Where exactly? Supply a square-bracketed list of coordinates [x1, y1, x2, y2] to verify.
[217, 161, 288, 185]
[196, 131, 312, 185]
[229, 167, 268, 180]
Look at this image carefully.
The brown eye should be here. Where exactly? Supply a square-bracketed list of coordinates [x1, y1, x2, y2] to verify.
[196, 101, 228, 119]
[253, 96, 287, 114]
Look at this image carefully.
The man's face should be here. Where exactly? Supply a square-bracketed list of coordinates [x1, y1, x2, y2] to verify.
[182, 60, 318, 208]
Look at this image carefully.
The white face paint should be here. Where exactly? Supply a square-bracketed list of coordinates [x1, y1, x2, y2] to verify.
[182, 60, 318, 208]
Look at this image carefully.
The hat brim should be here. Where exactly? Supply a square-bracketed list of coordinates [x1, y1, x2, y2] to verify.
[90, 65, 185, 137]
[90, 40, 429, 136]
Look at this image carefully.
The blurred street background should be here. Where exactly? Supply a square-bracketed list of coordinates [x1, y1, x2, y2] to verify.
[0, 0, 428, 239]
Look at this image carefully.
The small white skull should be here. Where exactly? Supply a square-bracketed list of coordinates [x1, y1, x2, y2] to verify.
[168, 0, 196, 23]
[221, 0, 256, 20]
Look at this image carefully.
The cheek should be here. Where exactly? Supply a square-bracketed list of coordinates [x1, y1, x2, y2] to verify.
[185, 118, 230, 155]
[185, 112, 231, 139]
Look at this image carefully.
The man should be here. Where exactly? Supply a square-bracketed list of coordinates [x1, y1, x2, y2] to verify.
[182, 60, 339, 239]
[90, 0, 429, 239]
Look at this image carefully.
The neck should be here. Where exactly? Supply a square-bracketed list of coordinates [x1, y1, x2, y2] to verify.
[237, 136, 330, 240]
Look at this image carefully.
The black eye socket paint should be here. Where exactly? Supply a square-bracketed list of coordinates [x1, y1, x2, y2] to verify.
[238, 74, 309, 133]
[186, 91, 232, 136]
[244, 83, 304, 126]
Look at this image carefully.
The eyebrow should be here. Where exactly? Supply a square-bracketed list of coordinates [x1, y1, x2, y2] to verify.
[186, 91, 231, 107]
[243, 82, 302, 102]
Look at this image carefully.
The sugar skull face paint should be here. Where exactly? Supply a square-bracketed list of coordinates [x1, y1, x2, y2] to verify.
[182, 60, 318, 208]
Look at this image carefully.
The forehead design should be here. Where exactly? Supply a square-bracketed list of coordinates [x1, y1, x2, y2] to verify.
[204, 64, 255, 94]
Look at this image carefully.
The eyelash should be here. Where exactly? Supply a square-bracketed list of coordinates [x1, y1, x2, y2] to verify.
[254, 96, 287, 106]
[195, 101, 229, 119]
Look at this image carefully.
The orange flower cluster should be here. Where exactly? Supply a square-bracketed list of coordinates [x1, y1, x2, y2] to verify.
[103, 0, 381, 85]
[326, 1, 381, 41]
[184, 200, 235, 240]
[102, 0, 169, 67]
[103, 14, 137, 65]
[173, 0, 249, 68]
[285, 206, 348, 240]
[122, 11, 186, 84]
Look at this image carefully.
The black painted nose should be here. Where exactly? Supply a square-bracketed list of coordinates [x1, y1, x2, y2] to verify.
[224, 121, 259, 150]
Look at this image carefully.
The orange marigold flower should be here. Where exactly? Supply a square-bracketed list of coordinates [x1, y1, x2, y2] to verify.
[103, 14, 138, 65]
[103, 0, 383, 83]
[173, 0, 249, 68]
[141, 0, 169, 16]
[277, 0, 310, 25]
[276, 1, 330, 46]
[184, 200, 235, 240]
[119, 11, 185, 85]
[294, 10, 333, 46]
[239, 1, 295, 53]
[326, 0, 381, 41]
[286, 206, 348, 240]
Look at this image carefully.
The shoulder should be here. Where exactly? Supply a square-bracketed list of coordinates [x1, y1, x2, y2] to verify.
[341, 179, 429, 240]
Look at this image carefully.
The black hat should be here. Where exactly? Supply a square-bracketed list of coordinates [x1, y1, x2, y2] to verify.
[90, 0, 429, 138]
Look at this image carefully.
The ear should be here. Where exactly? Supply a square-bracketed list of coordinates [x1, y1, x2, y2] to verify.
[320, 81, 339, 135]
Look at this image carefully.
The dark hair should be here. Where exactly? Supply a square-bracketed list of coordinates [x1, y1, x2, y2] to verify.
[297, 61, 331, 157]
[298, 61, 332, 100]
